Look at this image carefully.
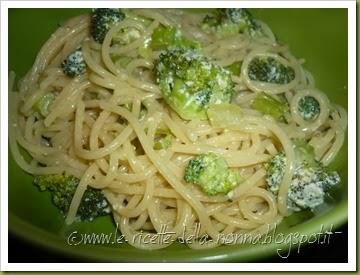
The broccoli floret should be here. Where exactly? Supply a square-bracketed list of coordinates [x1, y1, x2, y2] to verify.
[266, 152, 286, 194]
[91, 8, 125, 43]
[61, 48, 86, 77]
[33, 92, 56, 117]
[265, 140, 340, 212]
[287, 164, 340, 211]
[298, 96, 320, 121]
[202, 8, 263, 38]
[248, 56, 295, 84]
[34, 174, 110, 222]
[225, 61, 242, 75]
[184, 152, 242, 196]
[150, 25, 200, 51]
[251, 92, 288, 120]
[154, 48, 234, 120]
[77, 188, 111, 221]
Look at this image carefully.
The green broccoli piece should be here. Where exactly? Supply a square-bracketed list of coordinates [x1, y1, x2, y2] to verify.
[112, 24, 142, 46]
[202, 8, 263, 38]
[207, 103, 243, 129]
[225, 61, 242, 75]
[251, 92, 288, 120]
[265, 140, 340, 212]
[154, 48, 234, 120]
[292, 139, 318, 167]
[287, 164, 340, 211]
[153, 127, 174, 150]
[77, 188, 111, 221]
[265, 152, 286, 194]
[153, 133, 173, 150]
[34, 174, 110, 222]
[112, 55, 133, 68]
[184, 152, 242, 196]
[248, 56, 295, 84]
[91, 8, 125, 43]
[138, 41, 152, 59]
[61, 48, 86, 77]
[110, 9, 152, 51]
[33, 92, 56, 117]
[150, 25, 200, 50]
[298, 96, 320, 121]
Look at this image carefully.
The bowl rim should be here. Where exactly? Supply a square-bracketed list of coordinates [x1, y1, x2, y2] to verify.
[9, 200, 347, 262]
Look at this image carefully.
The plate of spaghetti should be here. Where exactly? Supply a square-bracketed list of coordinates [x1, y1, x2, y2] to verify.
[8, 8, 348, 261]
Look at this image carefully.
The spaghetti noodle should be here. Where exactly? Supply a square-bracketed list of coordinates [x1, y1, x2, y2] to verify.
[9, 9, 347, 250]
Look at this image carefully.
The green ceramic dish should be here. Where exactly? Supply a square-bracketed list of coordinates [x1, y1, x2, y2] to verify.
[8, 8, 348, 262]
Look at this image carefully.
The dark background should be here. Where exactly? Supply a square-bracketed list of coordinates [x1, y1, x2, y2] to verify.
[9, 223, 348, 263]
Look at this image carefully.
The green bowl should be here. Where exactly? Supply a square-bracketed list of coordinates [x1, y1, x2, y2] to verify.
[8, 8, 348, 262]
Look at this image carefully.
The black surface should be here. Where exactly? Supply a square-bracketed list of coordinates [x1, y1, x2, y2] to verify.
[8, 223, 348, 263]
